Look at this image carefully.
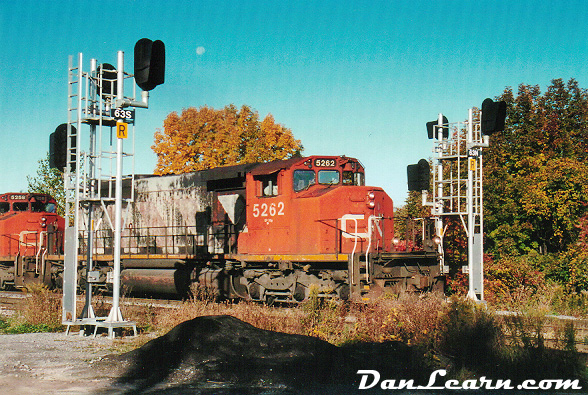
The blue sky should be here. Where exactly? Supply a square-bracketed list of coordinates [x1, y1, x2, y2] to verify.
[1, 0, 587, 205]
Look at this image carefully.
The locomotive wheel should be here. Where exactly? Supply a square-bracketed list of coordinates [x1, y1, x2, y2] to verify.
[337, 284, 350, 301]
[265, 295, 276, 306]
[248, 283, 261, 300]
[293, 284, 306, 302]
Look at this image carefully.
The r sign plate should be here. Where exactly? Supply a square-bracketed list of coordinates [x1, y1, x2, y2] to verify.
[116, 122, 128, 139]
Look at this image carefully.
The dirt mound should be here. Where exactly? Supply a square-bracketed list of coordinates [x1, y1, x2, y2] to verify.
[103, 315, 430, 394]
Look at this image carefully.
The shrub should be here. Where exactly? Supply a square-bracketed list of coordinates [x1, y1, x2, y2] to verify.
[19, 284, 63, 331]
[437, 297, 503, 370]
[483, 253, 547, 305]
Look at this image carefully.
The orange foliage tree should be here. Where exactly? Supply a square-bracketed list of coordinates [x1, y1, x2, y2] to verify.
[152, 104, 303, 174]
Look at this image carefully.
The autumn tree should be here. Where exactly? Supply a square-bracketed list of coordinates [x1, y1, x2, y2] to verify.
[484, 78, 588, 256]
[152, 104, 303, 174]
[27, 153, 65, 216]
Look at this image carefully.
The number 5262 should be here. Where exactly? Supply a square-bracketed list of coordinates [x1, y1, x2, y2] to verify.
[252, 202, 285, 218]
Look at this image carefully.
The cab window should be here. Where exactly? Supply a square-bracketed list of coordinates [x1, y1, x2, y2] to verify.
[318, 170, 340, 185]
[343, 171, 365, 186]
[0, 203, 9, 213]
[355, 172, 365, 186]
[343, 171, 354, 185]
[13, 202, 28, 211]
[31, 201, 47, 213]
[293, 170, 316, 192]
[257, 173, 279, 197]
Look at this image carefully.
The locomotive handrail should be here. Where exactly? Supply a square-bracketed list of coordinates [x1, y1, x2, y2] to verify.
[82, 224, 239, 259]
[35, 231, 47, 275]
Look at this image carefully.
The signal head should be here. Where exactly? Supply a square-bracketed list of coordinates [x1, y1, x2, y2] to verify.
[97, 63, 117, 98]
[134, 38, 165, 91]
[407, 159, 430, 191]
[426, 116, 449, 139]
[49, 124, 76, 171]
[481, 98, 507, 135]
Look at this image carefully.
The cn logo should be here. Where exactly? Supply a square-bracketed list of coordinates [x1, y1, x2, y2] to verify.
[339, 214, 368, 239]
[339, 214, 383, 239]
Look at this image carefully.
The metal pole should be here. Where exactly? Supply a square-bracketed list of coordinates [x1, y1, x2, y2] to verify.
[107, 50, 125, 323]
[81, 58, 98, 320]
[467, 108, 476, 300]
[436, 113, 445, 271]
[478, 143, 485, 301]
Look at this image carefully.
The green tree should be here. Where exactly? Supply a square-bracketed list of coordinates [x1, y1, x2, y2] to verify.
[27, 153, 65, 216]
[484, 78, 588, 256]
[152, 104, 303, 174]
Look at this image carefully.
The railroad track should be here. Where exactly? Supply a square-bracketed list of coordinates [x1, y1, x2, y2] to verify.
[0, 292, 27, 316]
[0, 291, 183, 317]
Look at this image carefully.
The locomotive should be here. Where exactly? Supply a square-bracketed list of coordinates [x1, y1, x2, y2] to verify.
[2, 155, 442, 301]
[0, 193, 64, 289]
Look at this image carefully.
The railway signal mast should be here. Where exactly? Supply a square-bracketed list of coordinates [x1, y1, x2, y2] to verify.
[408, 99, 506, 301]
[51, 39, 165, 336]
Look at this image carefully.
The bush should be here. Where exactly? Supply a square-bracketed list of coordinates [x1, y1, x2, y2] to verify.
[437, 297, 503, 370]
[0, 284, 64, 334]
[484, 253, 546, 303]
[20, 284, 63, 331]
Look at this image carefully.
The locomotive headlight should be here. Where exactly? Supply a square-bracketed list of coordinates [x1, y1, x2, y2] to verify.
[433, 235, 441, 245]
[40, 217, 47, 228]
[366, 191, 376, 209]
[392, 237, 400, 245]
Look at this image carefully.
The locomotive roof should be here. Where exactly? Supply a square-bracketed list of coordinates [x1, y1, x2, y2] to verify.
[249, 157, 303, 176]
[138, 155, 358, 182]
[0, 192, 55, 201]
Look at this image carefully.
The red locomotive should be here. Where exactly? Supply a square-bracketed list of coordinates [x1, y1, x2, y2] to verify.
[2, 155, 442, 301]
[0, 193, 64, 289]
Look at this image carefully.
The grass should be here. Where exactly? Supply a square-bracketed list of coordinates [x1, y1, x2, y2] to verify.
[0, 284, 63, 334]
[1, 282, 587, 385]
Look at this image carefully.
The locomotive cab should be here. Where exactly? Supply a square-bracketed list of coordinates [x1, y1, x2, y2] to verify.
[0, 193, 64, 288]
[237, 155, 395, 258]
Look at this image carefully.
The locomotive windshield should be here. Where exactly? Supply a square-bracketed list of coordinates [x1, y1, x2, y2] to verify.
[293, 170, 316, 192]
[318, 170, 340, 185]
[13, 202, 28, 211]
[0, 196, 58, 213]
[31, 201, 56, 213]
[294, 168, 365, 192]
